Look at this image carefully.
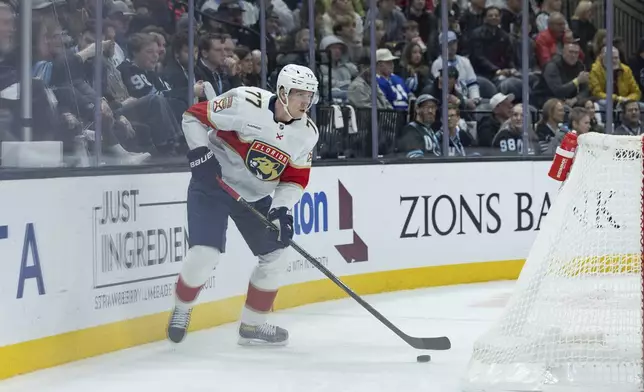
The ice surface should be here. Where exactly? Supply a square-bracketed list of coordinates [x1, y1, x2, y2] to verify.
[0, 281, 514, 392]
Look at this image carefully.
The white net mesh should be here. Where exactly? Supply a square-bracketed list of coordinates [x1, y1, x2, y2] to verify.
[462, 133, 644, 392]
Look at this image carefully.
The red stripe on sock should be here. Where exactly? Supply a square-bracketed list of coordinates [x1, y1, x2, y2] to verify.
[175, 276, 202, 303]
[245, 283, 278, 312]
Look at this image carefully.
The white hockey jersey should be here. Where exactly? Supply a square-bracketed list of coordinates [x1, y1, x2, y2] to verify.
[182, 86, 319, 210]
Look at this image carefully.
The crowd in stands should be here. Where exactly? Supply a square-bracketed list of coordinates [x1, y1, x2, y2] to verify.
[0, 0, 643, 166]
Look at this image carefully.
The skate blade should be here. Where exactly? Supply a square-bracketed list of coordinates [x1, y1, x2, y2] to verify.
[237, 337, 289, 347]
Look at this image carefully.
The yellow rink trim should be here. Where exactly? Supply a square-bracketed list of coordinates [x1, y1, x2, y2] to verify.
[0, 259, 525, 381]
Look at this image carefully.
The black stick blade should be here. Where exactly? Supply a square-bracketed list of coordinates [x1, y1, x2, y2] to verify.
[406, 336, 452, 350]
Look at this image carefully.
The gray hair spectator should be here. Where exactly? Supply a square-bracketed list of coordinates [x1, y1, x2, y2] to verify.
[534, 42, 589, 108]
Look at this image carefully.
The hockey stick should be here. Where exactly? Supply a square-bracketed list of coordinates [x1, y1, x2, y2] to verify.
[216, 178, 451, 351]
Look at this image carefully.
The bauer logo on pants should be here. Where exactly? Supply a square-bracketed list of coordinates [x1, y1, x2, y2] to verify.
[245, 141, 289, 181]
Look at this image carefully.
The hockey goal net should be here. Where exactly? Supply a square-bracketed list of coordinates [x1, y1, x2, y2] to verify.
[462, 132, 644, 392]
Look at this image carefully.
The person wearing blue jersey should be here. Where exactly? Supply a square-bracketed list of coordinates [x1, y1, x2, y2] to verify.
[375, 48, 412, 110]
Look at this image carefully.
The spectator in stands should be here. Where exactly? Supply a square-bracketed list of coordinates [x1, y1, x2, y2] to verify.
[589, 46, 642, 111]
[319, 35, 358, 102]
[491, 103, 540, 155]
[140, 25, 168, 72]
[431, 31, 483, 108]
[535, 0, 565, 32]
[363, 19, 386, 49]
[78, 25, 186, 156]
[39, 19, 150, 164]
[534, 12, 566, 69]
[322, 0, 363, 45]
[375, 48, 411, 110]
[534, 42, 589, 108]
[404, 0, 437, 48]
[535, 97, 565, 153]
[614, 100, 642, 135]
[400, 20, 426, 54]
[347, 55, 393, 109]
[234, 46, 258, 87]
[364, 0, 407, 43]
[469, 6, 522, 99]
[106, 0, 134, 49]
[477, 92, 514, 146]
[458, 0, 486, 56]
[424, 66, 467, 115]
[193, 33, 232, 97]
[435, 105, 472, 156]
[628, 38, 644, 98]
[548, 106, 590, 153]
[333, 15, 363, 62]
[576, 97, 604, 132]
[399, 94, 440, 157]
[400, 42, 430, 96]
[500, 0, 537, 38]
[433, 0, 461, 34]
[569, 0, 596, 63]
[163, 31, 196, 96]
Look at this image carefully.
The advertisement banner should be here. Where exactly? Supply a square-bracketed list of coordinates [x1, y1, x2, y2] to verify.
[0, 161, 560, 347]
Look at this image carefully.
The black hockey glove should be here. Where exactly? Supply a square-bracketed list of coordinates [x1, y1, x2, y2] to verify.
[267, 207, 294, 247]
[187, 146, 222, 186]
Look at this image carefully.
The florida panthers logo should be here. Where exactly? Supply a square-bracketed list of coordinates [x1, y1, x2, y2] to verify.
[245, 141, 290, 181]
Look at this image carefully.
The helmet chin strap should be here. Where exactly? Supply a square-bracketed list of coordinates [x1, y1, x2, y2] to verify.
[277, 89, 295, 121]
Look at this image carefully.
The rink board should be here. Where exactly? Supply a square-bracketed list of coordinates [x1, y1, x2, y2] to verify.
[0, 161, 558, 379]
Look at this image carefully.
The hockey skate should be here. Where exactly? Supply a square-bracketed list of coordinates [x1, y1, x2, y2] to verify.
[167, 306, 192, 343]
[238, 322, 289, 346]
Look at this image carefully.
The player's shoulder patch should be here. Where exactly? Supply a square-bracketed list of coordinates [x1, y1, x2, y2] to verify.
[211, 95, 234, 112]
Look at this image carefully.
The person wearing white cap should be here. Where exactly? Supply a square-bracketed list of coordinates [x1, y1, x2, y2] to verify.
[375, 48, 412, 110]
[477, 92, 514, 146]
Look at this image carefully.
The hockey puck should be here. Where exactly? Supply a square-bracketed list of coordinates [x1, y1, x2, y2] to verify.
[416, 355, 431, 362]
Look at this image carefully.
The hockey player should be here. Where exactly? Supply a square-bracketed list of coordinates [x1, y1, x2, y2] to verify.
[167, 64, 319, 346]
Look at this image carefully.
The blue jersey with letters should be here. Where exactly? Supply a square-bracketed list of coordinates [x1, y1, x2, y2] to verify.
[376, 74, 410, 110]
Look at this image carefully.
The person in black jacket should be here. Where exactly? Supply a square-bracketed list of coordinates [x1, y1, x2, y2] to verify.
[469, 6, 522, 100]
[399, 94, 440, 158]
[533, 43, 590, 108]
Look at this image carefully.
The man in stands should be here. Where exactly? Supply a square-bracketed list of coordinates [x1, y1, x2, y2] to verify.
[469, 6, 522, 99]
[614, 100, 642, 135]
[477, 92, 514, 147]
[535, 12, 567, 69]
[399, 94, 440, 158]
[194, 33, 233, 97]
[534, 42, 589, 108]
[430, 31, 482, 110]
[491, 103, 540, 155]
[375, 48, 411, 110]
[589, 46, 642, 111]
[458, 0, 486, 56]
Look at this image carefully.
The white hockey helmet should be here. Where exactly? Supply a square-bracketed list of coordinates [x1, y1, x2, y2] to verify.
[276, 64, 319, 109]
